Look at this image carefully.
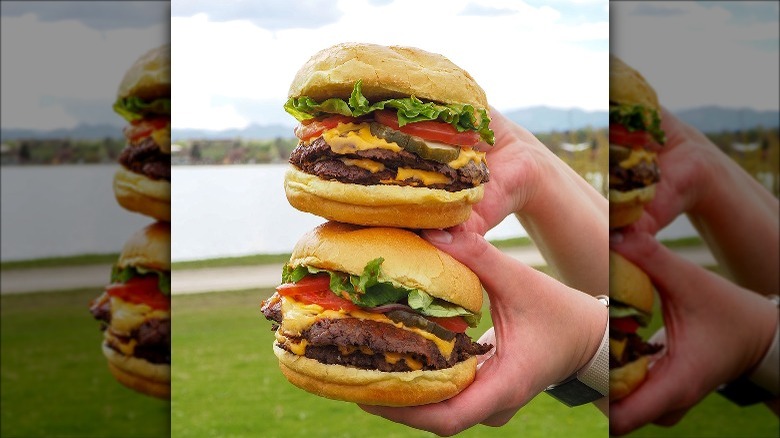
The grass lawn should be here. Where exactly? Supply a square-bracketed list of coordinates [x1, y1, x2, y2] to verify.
[172, 288, 607, 437]
[1, 288, 169, 437]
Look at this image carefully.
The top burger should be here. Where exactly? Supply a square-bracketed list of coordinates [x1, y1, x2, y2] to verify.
[112, 44, 171, 222]
[283, 43, 494, 229]
[609, 54, 665, 229]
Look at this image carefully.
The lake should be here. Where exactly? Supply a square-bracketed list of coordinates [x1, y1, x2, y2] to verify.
[1, 164, 700, 262]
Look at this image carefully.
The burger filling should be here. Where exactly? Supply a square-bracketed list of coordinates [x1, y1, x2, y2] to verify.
[89, 266, 171, 365]
[261, 258, 492, 372]
[609, 299, 661, 369]
[284, 81, 492, 191]
[114, 95, 171, 182]
[608, 103, 664, 194]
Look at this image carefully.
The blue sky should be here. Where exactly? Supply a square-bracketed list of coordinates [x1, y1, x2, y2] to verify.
[2, 1, 776, 132]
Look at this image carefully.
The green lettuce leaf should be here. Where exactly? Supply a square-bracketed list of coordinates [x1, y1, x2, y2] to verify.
[609, 103, 666, 145]
[110, 265, 171, 296]
[609, 300, 651, 327]
[283, 80, 495, 145]
[113, 96, 171, 123]
[279, 259, 482, 327]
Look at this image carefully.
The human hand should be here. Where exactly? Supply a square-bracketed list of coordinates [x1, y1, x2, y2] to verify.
[360, 229, 607, 436]
[627, 108, 778, 294]
[458, 109, 608, 296]
[609, 230, 779, 435]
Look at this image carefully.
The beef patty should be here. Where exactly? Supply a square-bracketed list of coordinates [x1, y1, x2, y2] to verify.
[118, 136, 171, 181]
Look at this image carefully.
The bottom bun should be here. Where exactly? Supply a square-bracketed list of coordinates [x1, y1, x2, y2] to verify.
[273, 343, 476, 406]
[102, 342, 170, 399]
[113, 166, 171, 222]
[609, 185, 656, 229]
[284, 166, 483, 229]
[609, 355, 649, 401]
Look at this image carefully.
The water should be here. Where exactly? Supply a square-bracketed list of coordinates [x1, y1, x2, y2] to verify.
[1, 164, 701, 262]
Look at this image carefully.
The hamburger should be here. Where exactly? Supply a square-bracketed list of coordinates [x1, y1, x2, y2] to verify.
[261, 222, 493, 406]
[112, 44, 171, 222]
[609, 54, 665, 228]
[609, 251, 661, 401]
[283, 43, 494, 229]
[89, 222, 171, 399]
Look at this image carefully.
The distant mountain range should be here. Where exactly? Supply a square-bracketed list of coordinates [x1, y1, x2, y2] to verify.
[2, 106, 777, 141]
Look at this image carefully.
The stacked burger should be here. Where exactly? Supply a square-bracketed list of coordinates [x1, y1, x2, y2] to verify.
[608, 55, 665, 400]
[89, 45, 171, 399]
[262, 43, 495, 406]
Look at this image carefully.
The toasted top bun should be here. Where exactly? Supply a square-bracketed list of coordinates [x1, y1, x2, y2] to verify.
[117, 44, 170, 100]
[117, 222, 170, 271]
[609, 54, 659, 113]
[290, 222, 483, 313]
[609, 251, 654, 314]
[289, 42, 488, 110]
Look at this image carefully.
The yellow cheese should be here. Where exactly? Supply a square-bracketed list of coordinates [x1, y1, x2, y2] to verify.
[279, 296, 456, 359]
[151, 124, 171, 154]
[109, 297, 169, 335]
[395, 168, 451, 186]
[384, 352, 423, 370]
[106, 332, 137, 356]
[617, 147, 656, 169]
[448, 147, 485, 169]
[322, 123, 402, 154]
[610, 337, 627, 359]
[340, 158, 385, 173]
[288, 339, 308, 356]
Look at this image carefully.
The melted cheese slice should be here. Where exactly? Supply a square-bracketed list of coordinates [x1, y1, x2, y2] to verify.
[615, 146, 656, 169]
[109, 296, 169, 336]
[319, 123, 484, 170]
[279, 297, 456, 359]
[340, 158, 385, 173]
[395, 168, 451, 186]
[610, 337, 627, 359]
[151, 125, 171, 154]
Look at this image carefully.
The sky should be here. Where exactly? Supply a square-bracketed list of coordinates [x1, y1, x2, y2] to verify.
[0, 1, 169, 131]
[170, 0, 610, 130]
[1, 2, 776, 132]
[612, 1, 779, 112]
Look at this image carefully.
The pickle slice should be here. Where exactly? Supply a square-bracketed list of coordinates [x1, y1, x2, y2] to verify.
[385, 309, 456, 341]
[369, 122, 460, 164]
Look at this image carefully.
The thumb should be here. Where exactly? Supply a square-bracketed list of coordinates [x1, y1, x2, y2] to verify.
[421, 229, 537, 301]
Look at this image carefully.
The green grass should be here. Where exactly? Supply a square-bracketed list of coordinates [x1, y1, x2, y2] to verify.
[1, 288, 169, 437]
[620, 295, 779, 437]
[0, 253, 119, 270]
[171, 253, 292, 270]
[172, 288, 607, 437]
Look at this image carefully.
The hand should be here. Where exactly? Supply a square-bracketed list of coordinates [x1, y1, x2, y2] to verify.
[360, 229, 607, 436]
[609, 230, 779, 435]
[627, 108, 779, 294]
[458, 109, 609, 296]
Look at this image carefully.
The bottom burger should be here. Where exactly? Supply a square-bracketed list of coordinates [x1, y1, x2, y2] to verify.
[261, 221, 492, 406]
[89, 222, 171, 399]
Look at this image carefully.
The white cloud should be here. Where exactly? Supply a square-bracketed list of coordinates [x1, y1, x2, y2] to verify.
[1, 11, 168, 130]
[171, 0, 609, 131]
[612, 2, 779, 111]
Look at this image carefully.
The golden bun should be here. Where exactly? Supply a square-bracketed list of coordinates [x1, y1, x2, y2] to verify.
[117, 221, 170, 271]
[609, 251, 654, 313]
[609, 54, 659, 112]
[289, 42, 488, 110]
[102, 343, 170, 399]
[609, 356, 649, 401]
[113, 166, 171, 222]
[284, 166, 483, 229]
[117, 44, 170, 100]
[290, 221, 483, 313]
[274, 343, 476, 406]
[609, 184, 656, 229]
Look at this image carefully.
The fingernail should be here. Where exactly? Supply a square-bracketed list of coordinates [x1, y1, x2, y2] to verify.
[609, 230, 623, 245]
[422, 229, 453, 244]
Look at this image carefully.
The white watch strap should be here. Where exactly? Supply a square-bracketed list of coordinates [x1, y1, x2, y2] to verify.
[748, 296, 780, 396]
[577, 316, 610, 396]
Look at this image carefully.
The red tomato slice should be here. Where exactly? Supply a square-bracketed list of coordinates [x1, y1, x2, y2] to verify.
[610, 316, 640, 334]
[374, 110, 479, 147]
[276, 274, 360, 312]
[123, 118, 169, 142]
[610, 123, 651, 148]
[294, 115, 357, 140]
[106, 276, 169, 310]
[428, 316, 469, 333]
